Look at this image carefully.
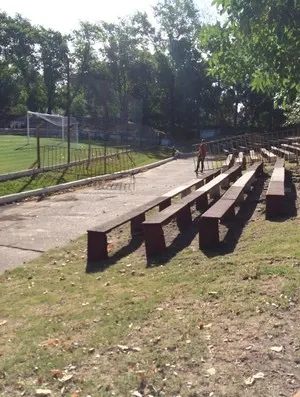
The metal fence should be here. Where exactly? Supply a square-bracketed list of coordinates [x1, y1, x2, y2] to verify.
[0, 120, 160, 176]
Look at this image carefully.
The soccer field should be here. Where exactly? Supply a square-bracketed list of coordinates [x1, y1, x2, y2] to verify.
[0, 135, 112, 174]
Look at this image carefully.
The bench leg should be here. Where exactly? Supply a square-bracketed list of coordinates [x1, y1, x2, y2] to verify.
[159, 198, 171, 211]
[199, 217, 219, 249]
[130, 213, 145, 235]
[87, 231, 108, 263]
[210, 186, 220, 199]
[221, 177, 230, 189]
[196, 193, 208, 211]
[176, 206, 192, 231]
[266, 195, 285, 219]
[143, 224, 166, 257]
[221, 205, 235, 223]
[195, 179, 204, 189]
[206, 173, 215, 182]
[181, 187, 191, 197]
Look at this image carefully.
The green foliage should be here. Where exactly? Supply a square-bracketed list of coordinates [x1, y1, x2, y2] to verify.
[0, 1, 289, 134]
[284, 96, 300, 125]
[203, 0, 300, 103]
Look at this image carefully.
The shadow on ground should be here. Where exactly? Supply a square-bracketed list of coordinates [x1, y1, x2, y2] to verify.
[202, 173, 268, 258]
[86, 235, 144, 273]
[147, 174, 268, 265]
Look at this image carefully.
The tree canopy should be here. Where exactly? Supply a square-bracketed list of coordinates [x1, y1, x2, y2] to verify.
[203, 0, 300, 104]
[0, 0, 292, 136]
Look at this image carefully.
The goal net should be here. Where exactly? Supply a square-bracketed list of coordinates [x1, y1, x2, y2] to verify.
[27, 111, 79, 145]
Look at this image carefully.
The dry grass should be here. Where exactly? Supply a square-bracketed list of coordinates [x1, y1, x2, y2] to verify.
[0, 194, 300, 396]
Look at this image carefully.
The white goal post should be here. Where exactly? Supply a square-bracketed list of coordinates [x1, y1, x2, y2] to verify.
[26, 111, 79, 144]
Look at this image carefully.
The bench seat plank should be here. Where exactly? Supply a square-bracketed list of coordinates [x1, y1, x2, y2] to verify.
[271, 168, 285, 182]
[200, 199, 235, 219]
[266, 158, 285, 218]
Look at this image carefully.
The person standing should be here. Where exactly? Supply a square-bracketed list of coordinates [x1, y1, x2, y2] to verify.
[195, 139, 206, 174]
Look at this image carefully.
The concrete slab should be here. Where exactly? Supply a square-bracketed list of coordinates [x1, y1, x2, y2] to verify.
[0, 158, 215, 271]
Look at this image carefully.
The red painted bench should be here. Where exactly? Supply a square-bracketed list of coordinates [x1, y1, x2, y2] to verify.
[261, 148, 276, 163]
[271, 146, 296, 162]
[250, 150, 259, 163]
[199, 161, 263, 249]
[221, 154, 234, 172]
[142, 164, 242, 257]
[281, 143, 300, 156]
[266, 158, 285, 219]
[86, 169, 221, 267]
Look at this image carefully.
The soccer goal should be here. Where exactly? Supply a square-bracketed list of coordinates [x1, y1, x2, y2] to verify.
[26, 111, 79, 145]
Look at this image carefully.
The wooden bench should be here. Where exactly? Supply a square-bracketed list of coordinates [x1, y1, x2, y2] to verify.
[142, 165, 242, 257]
[250, 150, 259, 163]
[238, 145, 249, 154]
[287, 136, 300, 142]
[271, 146, 296, 162]
[266, 158, 285, 219]
[236, 151, 246, 170]
[87, 169, 221, 264]
[261, 148, 277, 163]
[199, 162, 263, 249]
[221, 154, 234, 171]
[281, 143, 300, 156]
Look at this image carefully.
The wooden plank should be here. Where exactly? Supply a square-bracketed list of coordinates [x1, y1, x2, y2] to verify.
[231, 171, 255, 187]
[90, 196, 165, 232]
[222, 185, 244, 200]
[201, 199, 235, 219]
[271, 167, 285, 182]
[162, 168, 219, 198]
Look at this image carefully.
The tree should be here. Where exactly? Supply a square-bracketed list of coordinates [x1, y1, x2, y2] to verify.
[205, 0, 300, 103]
[37, 27, 65, 113]
[0, 12, 45, 111]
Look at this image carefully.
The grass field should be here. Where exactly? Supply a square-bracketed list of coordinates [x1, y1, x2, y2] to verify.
[0, 192, 299, 396]
[0, 147, 172, 197]
[0, 135, 120, 174]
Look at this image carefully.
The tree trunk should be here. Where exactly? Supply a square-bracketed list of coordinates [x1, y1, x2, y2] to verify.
[170, 73, 175, 137]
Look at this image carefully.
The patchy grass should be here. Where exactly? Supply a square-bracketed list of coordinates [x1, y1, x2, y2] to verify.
[0, 204, 300, 397]
[0, 148, 172, 197]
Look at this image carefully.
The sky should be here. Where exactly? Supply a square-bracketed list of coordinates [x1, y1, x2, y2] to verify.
[0, 0, 218, 33]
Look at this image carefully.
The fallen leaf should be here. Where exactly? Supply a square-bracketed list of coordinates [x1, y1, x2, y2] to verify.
[132, 392, 142, 397]
[131, 347, 141, 352]
[35, 390, 52, 396]
[207, 368, 216, 376]
[270, 346, 283, 353]
[51, 370, 64, 377]
[0, 321, 7, 326]
[253, 372, 265, 379]
[58, 374, 73, 383]
[244, 377, 255, 386]
[117, 345, 129, 352]
[40, 339, 59, 347]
